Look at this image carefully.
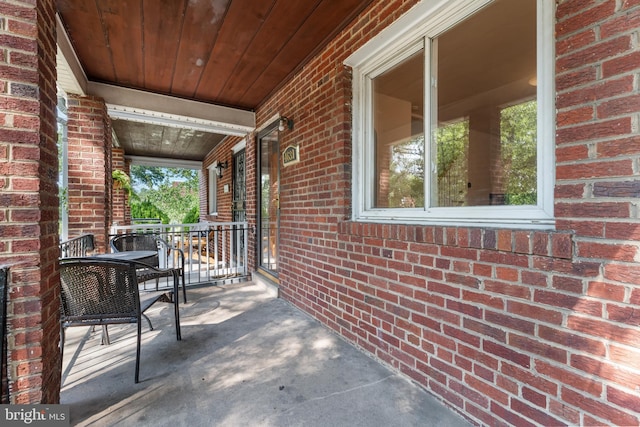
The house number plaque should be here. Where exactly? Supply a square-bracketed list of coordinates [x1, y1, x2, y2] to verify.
[282, 144, 300, 167]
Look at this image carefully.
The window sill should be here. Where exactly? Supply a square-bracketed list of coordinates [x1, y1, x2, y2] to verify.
[338, 220, 573, 260]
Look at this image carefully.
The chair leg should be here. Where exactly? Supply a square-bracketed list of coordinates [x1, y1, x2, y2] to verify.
[59, 325, 65, 364]
[181, 269, 187, 303]
[142, 313, 154, 331]
[135, 318, 142, 383]
[173, 271, 181, 341]
[101, 325, 110, 345]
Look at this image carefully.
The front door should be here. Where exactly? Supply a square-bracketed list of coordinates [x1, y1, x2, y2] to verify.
[257, 124, 279, 276]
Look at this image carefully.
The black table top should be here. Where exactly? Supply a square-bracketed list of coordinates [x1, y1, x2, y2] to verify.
[89, 250, 157, 261]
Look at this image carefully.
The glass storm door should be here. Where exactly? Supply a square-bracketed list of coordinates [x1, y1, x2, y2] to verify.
[258, 125, 279, 274]
[232, 149, 246, 223]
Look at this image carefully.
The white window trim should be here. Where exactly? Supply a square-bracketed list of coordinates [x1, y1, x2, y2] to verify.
[345, 0, 555, 230]
[208, 163, 218, 216]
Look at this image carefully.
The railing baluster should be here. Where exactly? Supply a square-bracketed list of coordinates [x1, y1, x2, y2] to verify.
[108, 222, 248, 286]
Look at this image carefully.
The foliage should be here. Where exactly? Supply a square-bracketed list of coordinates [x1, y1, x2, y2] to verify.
[382, 99, 536, 208]
[130, 166, 198, 190]
[389, 136, 425, 208]
[182, 205, 200, 224]
[500, 100, 537, 205]
[112, 169, 133, 199]
[436, 121, 469, 206]
[130, 165, 199, 223]
[131, 200, 169, 224]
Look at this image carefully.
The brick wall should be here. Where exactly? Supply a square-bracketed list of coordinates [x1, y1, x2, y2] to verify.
[111, 147, 130, 226]
[0, 0, 61, 403]
[66, 95, 112, 252]
[202, 139, 240, 223]
[252, 0, 640, 425]
[202, 135, 256, 271]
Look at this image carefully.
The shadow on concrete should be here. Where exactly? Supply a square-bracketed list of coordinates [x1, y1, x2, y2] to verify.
[61, 281, 471, 426]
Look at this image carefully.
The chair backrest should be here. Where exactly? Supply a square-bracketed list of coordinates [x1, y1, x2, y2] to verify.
[110, 234, 161, 267]
[59, 234, 95, 258]
[59, 259, 141, 326]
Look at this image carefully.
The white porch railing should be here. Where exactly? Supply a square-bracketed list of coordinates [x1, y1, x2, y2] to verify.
[109, 222, 250, 286]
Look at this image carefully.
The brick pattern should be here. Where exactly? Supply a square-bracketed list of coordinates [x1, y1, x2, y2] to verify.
[251, 0, 640, 425]
[111, 147, 130, 226]
[0, 0, 61, 403]
[202, 135, 257, 271]
[66, 95, 112, 252]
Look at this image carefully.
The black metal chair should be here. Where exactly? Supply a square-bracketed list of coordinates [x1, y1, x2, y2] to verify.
[59, 234, 95, 258]
[110, 233, 187, 303]
[59, 258, 181, 383]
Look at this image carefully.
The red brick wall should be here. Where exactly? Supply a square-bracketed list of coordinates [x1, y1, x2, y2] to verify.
[252, 0, 640, 425]
[111, 148, 130, 226]
[201, 139, 241, 223]
[0, 0, 61, 403]
[202, 136, 256, 270]
[66, 95, 112, 252]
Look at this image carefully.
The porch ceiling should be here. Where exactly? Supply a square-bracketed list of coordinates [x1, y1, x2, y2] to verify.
[56, 0, 374, 164]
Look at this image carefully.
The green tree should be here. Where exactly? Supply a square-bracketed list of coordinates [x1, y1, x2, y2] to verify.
[131, 166, 198, 190]
[131, 200, 169, 223]
[182, 205, 199, 224]
[389, 136, 425, 207]
[436, 120, 469, 207]
[130, 165, 199, 223]
[500, 100, 537, 205]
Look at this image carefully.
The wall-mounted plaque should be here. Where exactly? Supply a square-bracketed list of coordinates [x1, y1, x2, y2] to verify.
[282, 144, 300, 167]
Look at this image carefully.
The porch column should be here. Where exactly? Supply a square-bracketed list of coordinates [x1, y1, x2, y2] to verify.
[66, 95, 112, 252]
[112, 147, 131, 227]
[0, 0, 61, 403]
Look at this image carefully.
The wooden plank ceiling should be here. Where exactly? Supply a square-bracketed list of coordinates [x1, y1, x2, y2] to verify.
[57, 0, 371, 164]
[57, 0, 375, 108]
[57, 0, 373, 163]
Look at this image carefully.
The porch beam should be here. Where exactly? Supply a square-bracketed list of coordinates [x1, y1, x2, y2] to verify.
[126, 155, 203, 170]
[88, 82, 256, 137]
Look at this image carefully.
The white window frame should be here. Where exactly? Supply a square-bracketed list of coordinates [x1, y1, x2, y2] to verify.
[345, 0, 555, 229]
[208, 163, 218, 216]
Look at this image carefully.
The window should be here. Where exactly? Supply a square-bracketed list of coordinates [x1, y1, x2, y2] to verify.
[346, 0, 555, 229]
[208, 164, 218, 215]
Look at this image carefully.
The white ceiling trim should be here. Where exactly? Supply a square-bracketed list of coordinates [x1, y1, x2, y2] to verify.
[125, 155, 202, 170]
[90, 82, 256, 137]
[107, 104, 252, 136]
[56, 14, 87, 95]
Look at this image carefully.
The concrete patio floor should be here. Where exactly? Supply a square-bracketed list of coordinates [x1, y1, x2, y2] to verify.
[60, 279, 472, 426]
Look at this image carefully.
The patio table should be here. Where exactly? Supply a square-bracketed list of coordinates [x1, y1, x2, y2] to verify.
[89, 250, 157, 264]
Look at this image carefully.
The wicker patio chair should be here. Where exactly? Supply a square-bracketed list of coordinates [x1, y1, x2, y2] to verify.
[110, 233, 187, 303]
[59, 258, 181, 383]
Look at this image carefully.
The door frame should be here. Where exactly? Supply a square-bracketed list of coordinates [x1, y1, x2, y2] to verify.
[256, 120, 280, 279]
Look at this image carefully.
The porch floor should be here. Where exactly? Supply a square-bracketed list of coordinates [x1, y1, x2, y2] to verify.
[60, 279, 471, 426]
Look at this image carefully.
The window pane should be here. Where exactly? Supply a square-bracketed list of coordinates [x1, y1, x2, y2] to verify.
[373, 49, 424, 208]
[432, 0, 537, 207]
